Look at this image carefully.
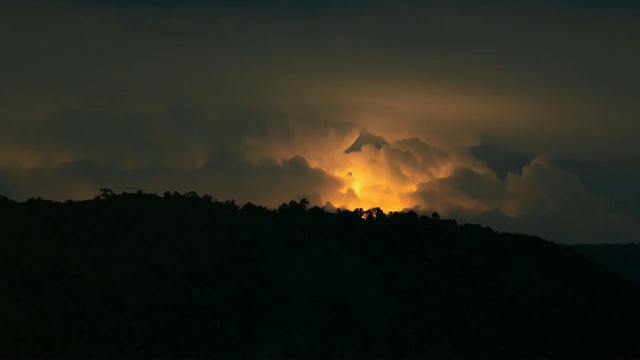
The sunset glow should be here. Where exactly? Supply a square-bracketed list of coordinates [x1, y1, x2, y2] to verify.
[1, 1, 639, 244]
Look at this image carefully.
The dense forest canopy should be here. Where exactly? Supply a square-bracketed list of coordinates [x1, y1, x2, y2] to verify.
[1, 190, 639, 357]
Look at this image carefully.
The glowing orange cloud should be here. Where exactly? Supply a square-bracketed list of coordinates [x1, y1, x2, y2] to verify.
[263, 131, 459, 212]
[328, 145, 456, 211]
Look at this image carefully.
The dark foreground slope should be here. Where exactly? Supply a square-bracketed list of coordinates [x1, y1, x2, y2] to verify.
[1, 192, 639, 357]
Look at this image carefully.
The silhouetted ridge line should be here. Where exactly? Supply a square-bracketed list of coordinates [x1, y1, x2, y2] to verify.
[569, 243, 640, 284]
[1, 190, 639, 357]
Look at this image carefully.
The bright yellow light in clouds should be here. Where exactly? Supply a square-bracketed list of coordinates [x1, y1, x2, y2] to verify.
[314, 135, 459, 212]
[245, 122, 456, 212]
[332, 163, 419, 212]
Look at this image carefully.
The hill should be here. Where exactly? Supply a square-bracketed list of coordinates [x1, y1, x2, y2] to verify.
[1, 191, 639, 357]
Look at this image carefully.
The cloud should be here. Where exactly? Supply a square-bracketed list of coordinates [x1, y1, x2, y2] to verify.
[203, 154, 345, 206]
[502, 157, 640, 243]
[408, 167, 504, 213]
[344, 131, 389, 153]
[2, 96, 638, 243]
[0, 2, 639, 243]
[0, 101, 351, 205]
[0, 154, 344, 209]
[404, 156, 640, 244]
[470, 143, 533, 181]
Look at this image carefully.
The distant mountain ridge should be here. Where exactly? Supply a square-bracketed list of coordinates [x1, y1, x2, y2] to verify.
[568, 243, 640, 284]
[1, 191, 639, 357]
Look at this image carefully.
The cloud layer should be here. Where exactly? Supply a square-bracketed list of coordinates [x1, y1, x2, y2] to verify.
[1, 1, 639, 243]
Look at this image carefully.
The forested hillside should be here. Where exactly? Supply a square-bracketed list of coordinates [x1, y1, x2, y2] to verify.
[1, 191, 639, 357]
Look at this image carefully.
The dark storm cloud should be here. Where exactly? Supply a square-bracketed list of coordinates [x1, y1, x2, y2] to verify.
[391, 138, 450, 172]
[405, 157, 640, 244]
[471, 141, 640, 228]
[204, 155, 344, 206]
[344, 131, 389, 153]
[558, 159, 640, 224]
[410, 167, 505, 212]
[0, 100, 349, 205]
[34, 104, 296, 164]
[41, 108, 156, 160]
[0, 152, 344, 208]
[470, 143, 533, 181]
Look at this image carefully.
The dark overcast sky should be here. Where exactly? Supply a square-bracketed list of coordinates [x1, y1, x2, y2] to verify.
[1, 0, 639, 243]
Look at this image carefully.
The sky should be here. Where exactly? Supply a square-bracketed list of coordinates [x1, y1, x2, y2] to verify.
[1, 0, 639, 243]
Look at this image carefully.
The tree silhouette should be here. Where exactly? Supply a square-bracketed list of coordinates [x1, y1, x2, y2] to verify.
[185, 190, 199, 198]
[99, 188, 114, 199]
[299, 198, 309, 211]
